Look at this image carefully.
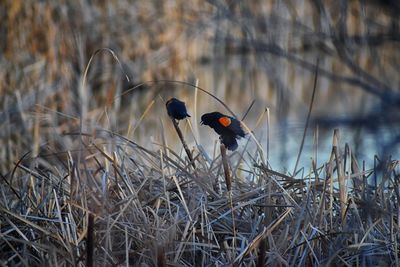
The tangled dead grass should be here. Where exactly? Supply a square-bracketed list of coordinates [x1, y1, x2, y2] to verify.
[1, 122, 399, 266]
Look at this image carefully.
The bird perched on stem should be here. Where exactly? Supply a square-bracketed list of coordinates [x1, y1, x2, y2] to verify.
[166, 97, 195, 168]
[166, 98, 191, 120]
[201, 112, 246, 151]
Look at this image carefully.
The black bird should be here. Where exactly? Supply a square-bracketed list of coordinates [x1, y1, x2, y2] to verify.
[201, 112, 246, 151]
[166, 98, 191, 120]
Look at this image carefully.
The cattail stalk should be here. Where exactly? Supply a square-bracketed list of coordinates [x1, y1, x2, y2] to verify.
[220, 144, 232, 191]
[220, 143, 236, 260]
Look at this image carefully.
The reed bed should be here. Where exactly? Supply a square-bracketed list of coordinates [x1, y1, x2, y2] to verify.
[1, 1, 400, 266]
[0, 120, 398, 266]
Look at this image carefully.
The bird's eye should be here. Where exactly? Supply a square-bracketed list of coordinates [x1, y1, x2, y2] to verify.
[218, 117, 231, 127]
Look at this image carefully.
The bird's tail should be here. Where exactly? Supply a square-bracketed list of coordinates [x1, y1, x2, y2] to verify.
[220, 135, 238, 151]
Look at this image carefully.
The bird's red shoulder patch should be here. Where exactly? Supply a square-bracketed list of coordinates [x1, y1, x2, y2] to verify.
[218, 116, 231, 127]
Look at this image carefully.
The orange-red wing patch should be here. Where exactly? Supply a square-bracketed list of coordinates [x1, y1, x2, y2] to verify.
[218, 117, 232, 127]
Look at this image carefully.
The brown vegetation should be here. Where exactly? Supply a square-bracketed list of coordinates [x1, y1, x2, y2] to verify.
[1, 1, 400, 266]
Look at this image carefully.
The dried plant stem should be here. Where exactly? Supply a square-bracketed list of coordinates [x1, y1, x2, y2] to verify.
[333, 129, 348, 224]
[293, 58, 319, 175]
[220, 144, 236, 260]
[157, 245, 166, 267]
[220, 144, 232, 192]
[86, 213, 95, 267]
[228, 190, 237, 261]
[171, 118, 196, 168]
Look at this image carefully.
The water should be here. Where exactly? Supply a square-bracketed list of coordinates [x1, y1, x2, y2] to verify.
[120, 50, 399, 172]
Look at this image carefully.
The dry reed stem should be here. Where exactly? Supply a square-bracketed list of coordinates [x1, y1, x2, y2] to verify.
[86, 213, 95, 267]
[157, 245, 166, 267]
[293, 58, 319, 175]
[1, 113, 399, 266]
[220, 144, 232, 192]
[171, 118, 196, 168]
[333, 129, 348, 224]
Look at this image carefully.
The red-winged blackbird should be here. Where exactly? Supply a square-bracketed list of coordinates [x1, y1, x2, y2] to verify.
[201, 112, 246, 151]
[166, 98, 191, 120]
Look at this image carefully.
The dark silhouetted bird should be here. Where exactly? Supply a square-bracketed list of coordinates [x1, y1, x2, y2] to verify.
[201, 112, 246, 150]
[166, 98, 191, 120]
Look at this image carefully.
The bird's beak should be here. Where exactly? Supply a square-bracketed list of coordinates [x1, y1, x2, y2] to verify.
[200, 120, 204, 125]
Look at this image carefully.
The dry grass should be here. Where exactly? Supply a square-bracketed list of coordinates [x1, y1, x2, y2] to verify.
[1, 110, 399, 266]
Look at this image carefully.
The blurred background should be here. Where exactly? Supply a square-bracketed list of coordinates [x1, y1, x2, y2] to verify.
[1, 0, 399, 173]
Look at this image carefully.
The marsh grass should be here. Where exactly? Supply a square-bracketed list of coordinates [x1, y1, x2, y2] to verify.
[1, 53, 399, 265]
[1, 1, 400, 266]
[1, 103, 399, 266]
